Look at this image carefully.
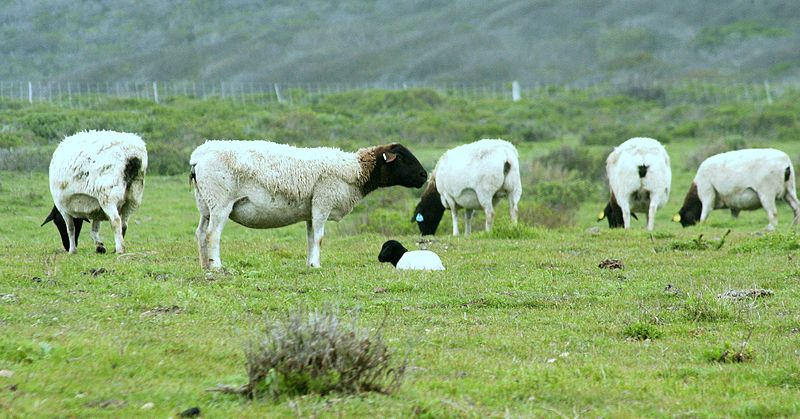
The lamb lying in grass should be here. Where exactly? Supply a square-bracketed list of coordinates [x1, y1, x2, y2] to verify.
[378, 240, 445, 271]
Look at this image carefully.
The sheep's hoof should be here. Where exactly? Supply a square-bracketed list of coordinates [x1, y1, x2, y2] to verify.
[96, 245, 106, 254]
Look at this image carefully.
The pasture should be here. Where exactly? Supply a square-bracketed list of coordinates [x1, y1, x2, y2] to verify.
[2, 136, 800, 417]
[2, 88, 800, 416]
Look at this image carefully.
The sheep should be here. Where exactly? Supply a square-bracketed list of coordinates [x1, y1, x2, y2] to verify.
[378, 240, 445, 270]
[673, 148, 800, 231]
[597, 137, 672, 231]
[41, 130, 148, 254]
[189, 140, 427, 269]
[412, 139, 521, 236]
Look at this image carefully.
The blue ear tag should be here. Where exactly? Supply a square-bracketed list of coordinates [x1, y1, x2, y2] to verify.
[415, 213, 424, 222]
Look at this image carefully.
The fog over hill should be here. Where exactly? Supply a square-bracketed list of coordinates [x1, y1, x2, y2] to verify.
[2, 0, 799, 84]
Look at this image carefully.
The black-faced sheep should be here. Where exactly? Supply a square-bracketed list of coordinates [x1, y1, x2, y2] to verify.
[190, 141, 427, 269]
[378, 240, 445, 270]
[598, 137, 671, 231]
[42, 130, 147, 254]
[674, 148, 800, 231]
[412, 139, 521, 236]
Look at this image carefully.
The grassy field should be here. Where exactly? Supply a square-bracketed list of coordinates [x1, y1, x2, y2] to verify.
[2, 138, 800, 417]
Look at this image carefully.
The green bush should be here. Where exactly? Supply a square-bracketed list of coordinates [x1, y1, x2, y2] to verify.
[623, 322, 662, 340]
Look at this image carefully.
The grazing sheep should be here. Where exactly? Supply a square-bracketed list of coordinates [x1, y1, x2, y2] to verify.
[190, 141, 427, 269]
[42, 130, 148, 254]
[674, 148, 800, 231]
[413, 139, 521, 236]
[378, 240, 445, 270]
[598, 137, 671, 231]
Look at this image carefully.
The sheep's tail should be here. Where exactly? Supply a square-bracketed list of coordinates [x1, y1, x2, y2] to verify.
[785, 166, 792, 183]
[189, 164, 197, 189]
[638, 165, 648, 178]
[123, 157, 143, 189]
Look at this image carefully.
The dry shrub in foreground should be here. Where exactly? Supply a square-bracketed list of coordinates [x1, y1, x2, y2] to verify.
[244, 306, 406, 399]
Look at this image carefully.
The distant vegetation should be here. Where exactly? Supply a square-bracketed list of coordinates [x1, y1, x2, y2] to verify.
[1, 0, 799, 84]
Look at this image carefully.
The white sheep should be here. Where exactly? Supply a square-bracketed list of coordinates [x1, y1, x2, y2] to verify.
[598, 137, 671, 231]
[42, 130, 148, 254]
[674, 148, 800, 231]
[412, 139, 522, 236]
[189, 140, 427, 269]
[378, 240, 445, 270]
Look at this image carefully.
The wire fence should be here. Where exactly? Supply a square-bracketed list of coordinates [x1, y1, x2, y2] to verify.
[0, 79, 793, 107]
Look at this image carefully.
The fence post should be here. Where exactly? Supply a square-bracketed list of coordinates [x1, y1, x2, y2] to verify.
[274, 83, 285, 104]
[511, 80, 521, 102]
[763, 80, 773, 104]
[28, 81, 33, 103]
[153, 81, 159, 103]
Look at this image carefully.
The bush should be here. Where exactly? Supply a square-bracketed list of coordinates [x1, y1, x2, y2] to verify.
[684, 136, 748, 170]
[244, 306, 406, 398]
[682, 293, 734, 322]
[703, 341, 754, 363]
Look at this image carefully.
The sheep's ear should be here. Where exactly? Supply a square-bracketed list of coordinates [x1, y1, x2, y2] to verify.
[382, 152, 397, 163]
[597, 211, 605, 221]
[672, 214, 681, 222]
[42, 206, 60, 226]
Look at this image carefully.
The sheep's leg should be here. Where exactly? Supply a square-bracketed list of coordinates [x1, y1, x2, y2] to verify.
[480, 197, 496, 232]
[730, 208, 740, 218]
[307, 210, 329, 268]
[305, 221, 314, 266]
[509, 189, 521, 224]
[99, 203, 125, 254]
[195, 215, 210, 269]
[758, 193, 779, 231]
[618, 199, 632, 229]
[646, 200, 658, 231]
[464, 209, 474, 236]
[783, 191, 800, 226]
[62, 210, 78, 254]
[90, 220, 106, 254]
[206, 203, 233, 270]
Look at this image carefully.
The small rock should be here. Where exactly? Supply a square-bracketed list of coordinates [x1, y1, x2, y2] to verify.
[373, 287, 387, 294]
[546, 358, 556, 363]
[179, 407, 201, 417]
[791, 328, 799, 334]
[31, 276, 42, 283]
[718, 289, 774, 299]
[141, 402, 155, 410]
[0, 370, 14, 378]
[0, 294, 15, 303]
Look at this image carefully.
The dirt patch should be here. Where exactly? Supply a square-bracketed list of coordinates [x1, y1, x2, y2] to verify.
[86, 399, 127, 409]
[140, 305, 182, 318]
[598, 259, 624, 269]
[718, 289, 774, 299]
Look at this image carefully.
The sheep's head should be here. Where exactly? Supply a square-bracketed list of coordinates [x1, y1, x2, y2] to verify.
[597, 193, 636, 228]
[413, 179, 445, 235]
[41, 206, 84, 251]
[675, 182, 702, 227]
[378, 240, 408, 267]
[360, 144, 427, 194]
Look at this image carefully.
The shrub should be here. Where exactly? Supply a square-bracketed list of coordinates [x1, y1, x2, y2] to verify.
[244, 306, 406, 399]
[684, 137, 748, 170]
[703, 341, 754, 363]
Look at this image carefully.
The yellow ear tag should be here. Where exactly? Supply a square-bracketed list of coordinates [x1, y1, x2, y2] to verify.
[672, 214, 681, 222]
[597, 211, 605, 220]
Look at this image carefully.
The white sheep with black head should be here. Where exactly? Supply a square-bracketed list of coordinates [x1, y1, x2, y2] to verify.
[378, 240, 445, 270]
[190, 140, 427, 269]
[412, 139, 522, 236]
[42, 130, 148, 254]
[674, 148, 800, 231]
[598, 137, 671, 231]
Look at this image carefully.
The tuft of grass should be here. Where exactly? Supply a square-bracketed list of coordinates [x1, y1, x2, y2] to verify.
[703, 336, 755, 364]
[733, 231, 800, 253]
[623, 322, 662, 340]
[242, 305, 406, 399]
[668, 230, 730, 251]
[682, 292, 735, 322]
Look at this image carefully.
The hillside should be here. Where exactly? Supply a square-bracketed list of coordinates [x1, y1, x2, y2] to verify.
[2, 0, 799, 84]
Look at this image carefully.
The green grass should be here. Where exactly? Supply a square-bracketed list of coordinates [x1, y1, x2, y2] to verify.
[3, 137, 800, 416]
